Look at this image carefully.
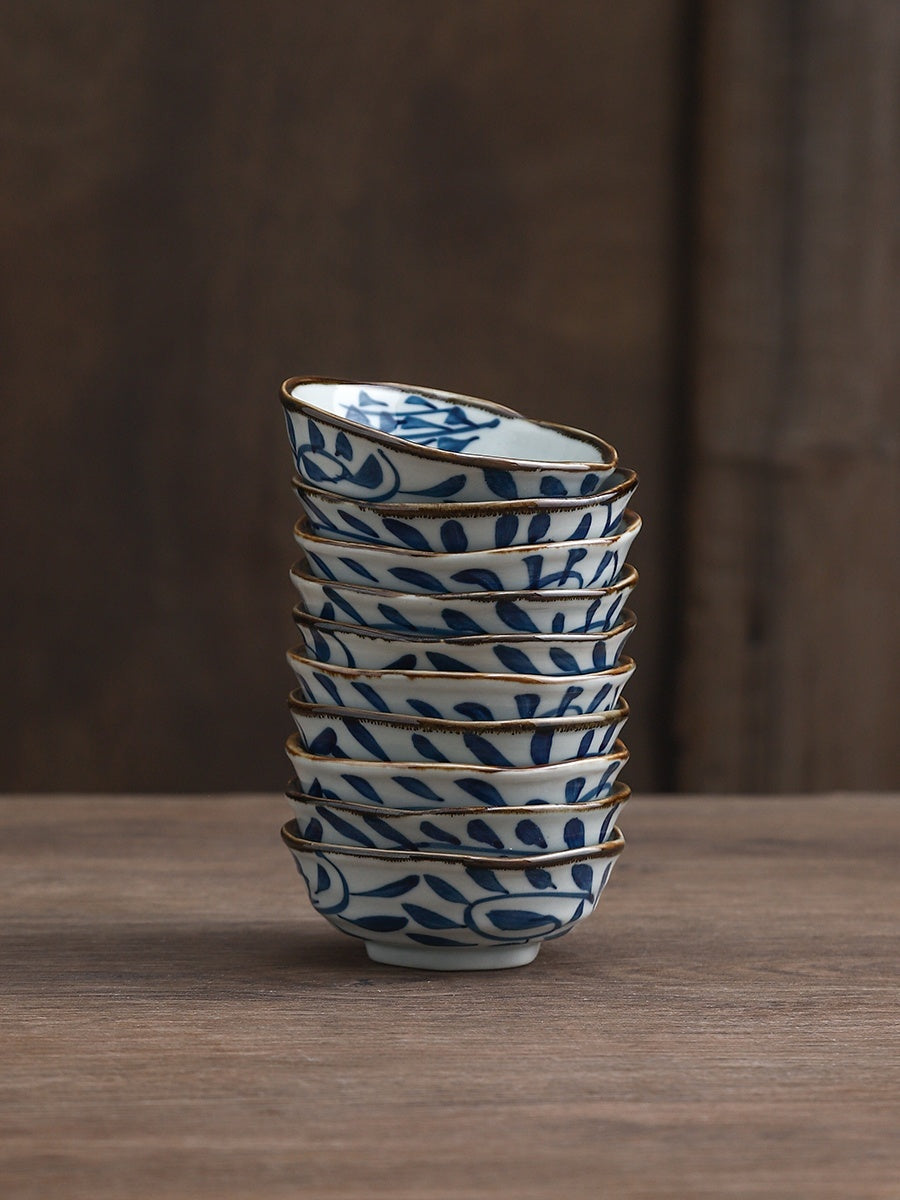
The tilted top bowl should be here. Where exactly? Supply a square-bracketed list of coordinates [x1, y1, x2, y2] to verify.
[282, 377, 618, 503]
[291, 467, 637, 551]
[294, 510, 641, 594]
[282, 820, 625, 970]
[289, 559, 638, 636]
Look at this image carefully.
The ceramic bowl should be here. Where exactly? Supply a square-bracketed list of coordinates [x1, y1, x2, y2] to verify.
[285, 731, 629, 808]
[291, 468, 637, 551]
[286, 779, 630, 856]
[292, 605, 636, 675]
[282, 820, 625, 970]
[293, 510, 641, 594]
[282, 376, 618, 503]
[289, 560, 638, 635]
[288, 692, 629, 767]
[287, 650, 635, 722]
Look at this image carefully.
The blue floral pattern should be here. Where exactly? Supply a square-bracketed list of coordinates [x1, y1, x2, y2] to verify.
[289, 653, 633, 722]
[287, 790, 627, 855]
[290, 566, 637, 636]
[293, 609, 634, 675]
[289, 698, 629, 768]
[286, 736, 628, 808]
[284, 830, 622, 952]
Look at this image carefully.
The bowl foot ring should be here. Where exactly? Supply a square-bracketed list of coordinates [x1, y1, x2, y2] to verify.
[364, 940, 541, 972]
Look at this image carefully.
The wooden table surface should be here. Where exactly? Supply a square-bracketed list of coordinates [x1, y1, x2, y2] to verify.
[2, 794, 898, 1199]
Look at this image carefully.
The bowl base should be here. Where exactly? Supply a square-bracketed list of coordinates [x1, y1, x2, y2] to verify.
[364, 940, 541, 972]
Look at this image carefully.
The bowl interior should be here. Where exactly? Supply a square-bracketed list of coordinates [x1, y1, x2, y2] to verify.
[288, 380, 612, 465]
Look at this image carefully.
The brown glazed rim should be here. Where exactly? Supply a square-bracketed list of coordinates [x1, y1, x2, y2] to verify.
[294, 508, 641, 559]
[284, 778, 630, 819]
[287, 647, 635, 687]
[291, 603, 636, 645]
[284, 730, 629, 773]
[291, 467, 637, 516]
[287, 689, 629, 734]
[281, 818, 625, 867]
[281, 376, 618, 473]
[289, 558, 639, 601]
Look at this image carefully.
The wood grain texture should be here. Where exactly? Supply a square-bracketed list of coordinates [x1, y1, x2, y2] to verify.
[0, 0, 682, 793]
[2, 794, 898, 1199]
[678, 1, 900, 789]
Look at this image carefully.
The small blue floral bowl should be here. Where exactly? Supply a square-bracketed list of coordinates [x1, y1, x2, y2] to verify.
[288, 692, 629, 767]
[282, 377, 618, 504]
[287, 649, 635, 723]
[285, 731, 629, 808]
[292, 605, 636, 675]
[286, 779, 629, 856]
[281, 819, 625, 970]
[293, 510, 641, 594]
[289, 560, 638, 636]
[291, 468, 637, 552]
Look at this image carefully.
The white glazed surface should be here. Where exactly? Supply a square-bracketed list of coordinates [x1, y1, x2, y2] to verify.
[282, 822, 624, 970]
[292, 606, 636, 675]
[287, 650, 635, 722]
[293, 510, 641, 594]
[286, 781, 629, 855]
[283, 378, 618, 503]
[292, 468, 637, 551]
[285, 732, 629, 808]
[288, 693, 629, 767]
[289, 561, 638, 635]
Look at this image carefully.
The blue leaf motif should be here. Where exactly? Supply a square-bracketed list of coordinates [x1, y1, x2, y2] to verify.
[385, 654, 418, 671]
[351, 454, 384, 490]
[576, 731, 595, 758]
[439, 520, 468, 553]
[456, 779, 505, 806]
[548, 648, 581, 674]
[487, 908, 556, 930]
[514, 819, 547, 848]
[493, 646, 538, 674]
[337, 511, 379, 538]
[357, 874, 420, 898]
[408, 699, 444, 719]
[572, 863, 594, 892]
[451, 568, 505, 592]
[308, 728, 338, 755]
[383, 519, 432, 551]
[351, 914, 409, 932]
[529, 730, 553, 765]
[376, 604, 418, 631]
[394, 777, 444, 803]
[408, 475, 467, 498]
[318, 808, 377, 847]
[539, 476, 566, 497]
[464, 867, 510, 894]
[303, 817, 324, 842]
[564, 777, 586, 803]
[350, 682, 391, 712]
[343, 775, 384, 805]
[441, 609, 485, 635]
[493, 514, 519, 547]
[564, 817, 586, 848]
[484, 468, 518, 499]
[580, 473, 600, 495]
[315, 864, 330, 893]
[496, 601, 539, 633]
[307, 418, 325, 451]
[390, 567, 448, 591]
[335, 430, 353, 459]
[465, 819, 504, 850]
[571, 514, 593, 540]
[338, 556, 379, 583]
[527, 512, 551, 543]
[401, 903, 463, 930]
[425, 652, 477, 674]
[424, 874, 469, 905]
[406, 932, 468, 947]
[411, 734, 449, 763]
[362, 815, 419, 849]
[418, 820, 462, 846]
[462, 734, 514, 767]
[455, 701, 495, 721]
[591, 643, 611, 670]
[524, 867, 556, 890]
[344, 719, 391, 761]
[515, 695, 540, 719]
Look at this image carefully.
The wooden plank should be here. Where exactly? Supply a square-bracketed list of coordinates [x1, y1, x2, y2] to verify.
[1, 793, 898, 1198]
[678, 1, 900, 789]
[0, 1, 683, 793]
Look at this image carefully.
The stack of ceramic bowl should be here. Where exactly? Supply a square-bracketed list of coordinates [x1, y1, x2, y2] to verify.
[279, 376, 640, 971]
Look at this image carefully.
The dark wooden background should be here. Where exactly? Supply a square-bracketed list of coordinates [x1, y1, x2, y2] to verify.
[2, 1, 897, 794]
